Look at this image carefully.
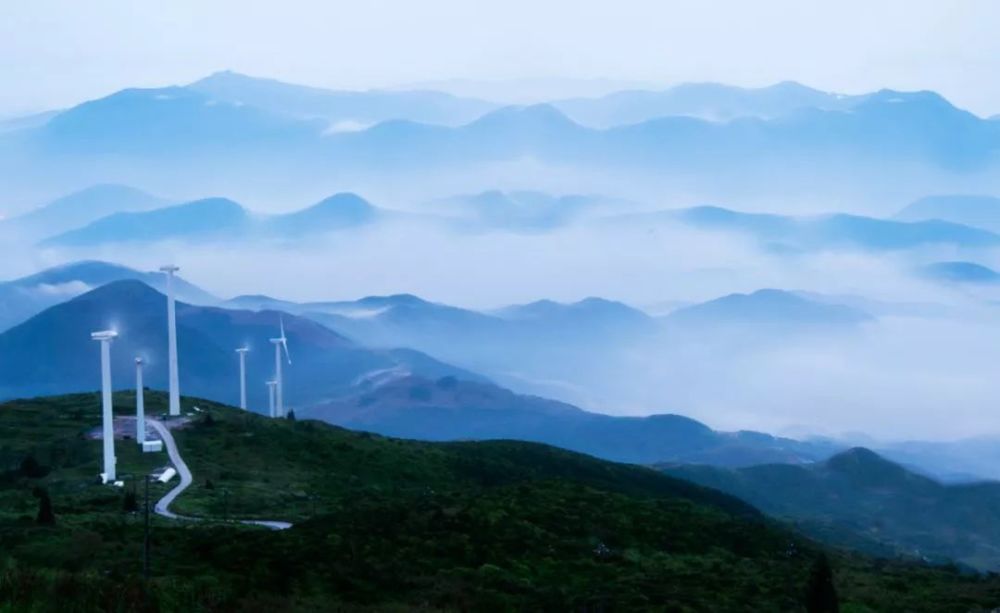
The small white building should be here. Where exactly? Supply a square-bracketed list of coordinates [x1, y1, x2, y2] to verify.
[142, 440, 163, 453]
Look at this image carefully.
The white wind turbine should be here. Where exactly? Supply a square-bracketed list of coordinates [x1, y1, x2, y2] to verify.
[135, 357, 146, 445]
[236, 347, 249, 410]
[269, 318, 291, 418]
[159, 265, 181, 416]
[91, 330, 118, 483]
[266, 380, 278, 417]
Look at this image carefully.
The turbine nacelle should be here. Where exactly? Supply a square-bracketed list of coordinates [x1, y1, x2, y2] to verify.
[270, 317, 292, 364]
[91, 330, 118, 342]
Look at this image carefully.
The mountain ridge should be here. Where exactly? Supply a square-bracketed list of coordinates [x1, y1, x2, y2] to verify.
[40, 191, 383, 246]
[665, 446, 1000, 571]
[0, 279, 481, 409]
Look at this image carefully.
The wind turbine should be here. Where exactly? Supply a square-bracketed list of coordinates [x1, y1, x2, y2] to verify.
[236, 347, 249, 410]
[266, 380, 278, 417]
[135, 357, 145, 445]
[269, 318, 291, 418]
[91, 330, 118, 483]
[159, 265, 181, 416]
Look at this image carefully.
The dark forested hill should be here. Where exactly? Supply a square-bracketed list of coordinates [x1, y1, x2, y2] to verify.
[665, 448, 1000, 571]
[4, 393, 1000, 610]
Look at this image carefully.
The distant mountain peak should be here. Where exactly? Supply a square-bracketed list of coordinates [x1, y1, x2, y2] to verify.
[194, 69, 246, 83]
[471, 103, 579, 129]
[667, 288, 874, 327]
[824, 447, 924, 488]
[356, 294, 430, 308]
[40, 197, 251, 247]
[305, 191, 373, 211]
[920, 261, 1000, 284]
[68, 278, 166, 307]
[273, 192, 377, 233]
[175, 196, 244, 212]
[21, 259, 134, 279]
[857, 89, 966, 116]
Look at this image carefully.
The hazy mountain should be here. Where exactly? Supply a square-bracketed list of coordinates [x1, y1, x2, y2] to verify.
[227, 292, 661, 406]
[391, 76, 659, 105]
[222, 294, 303, 313]
[227, 293, 656, 351]
[36, 86, 324, 154]
[623, 205, 1000, 252]
[188, 70, 497, 127]
[3, 184, 169, 238]
[895, 195, 1000, 233]
[41, 192, 382, 247]
[792, 290, 951, 319]
[0, 280, 480, 410]
[873, 438, 1000, 483]
[0, 261, 214, 332]
[270, 192, 379, 235]
[255, 294, 654, 393]
[0, 110, 59, 134]
[665, 289, 874, 328]
[919, 261, 1000, 284]
[425, 190, 629, 231]
[42, 197, 251, 247]
[665, 448, 1000, 571]
[495, 296, 656, 337]
[553, 81, 864, 127]
[224, 293, 509, 359]
[301, 374, 839, 466]
[4, 82, 999, 209]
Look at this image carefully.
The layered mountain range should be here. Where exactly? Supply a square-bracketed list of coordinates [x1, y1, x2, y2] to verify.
[2, 72, 998, 209]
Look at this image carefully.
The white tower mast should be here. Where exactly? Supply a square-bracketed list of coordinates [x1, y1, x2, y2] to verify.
[269, 318, 291, 418]
[135, 357, 146, 444]
[160, 265, 181, 416]
[236, 347, 249, 410]
[270, 340, 283, 417]
[92, 330, 118, 483]
[266, 380, 277, 417]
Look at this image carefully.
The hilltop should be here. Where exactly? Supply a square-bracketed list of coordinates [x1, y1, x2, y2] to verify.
[665, 448, 1000, 571]
[4, 392, 1000, 610]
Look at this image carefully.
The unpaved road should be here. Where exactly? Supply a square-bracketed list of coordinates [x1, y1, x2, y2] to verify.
[147, 419, 292, 530]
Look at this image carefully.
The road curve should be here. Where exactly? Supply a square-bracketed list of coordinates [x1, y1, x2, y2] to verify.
[147, 419, 292, 530]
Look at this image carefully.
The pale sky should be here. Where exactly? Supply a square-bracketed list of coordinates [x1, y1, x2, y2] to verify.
[2, 0, 1000, 116]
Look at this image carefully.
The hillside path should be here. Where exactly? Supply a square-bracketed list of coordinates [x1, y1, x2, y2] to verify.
[147, 419, 292, 530]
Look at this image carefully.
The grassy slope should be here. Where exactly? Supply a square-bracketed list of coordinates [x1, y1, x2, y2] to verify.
[1, 392, 999, 611]
[664, 452, 1000, 572]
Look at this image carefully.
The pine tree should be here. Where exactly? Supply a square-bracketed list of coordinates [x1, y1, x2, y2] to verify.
[805, 554, 839, 613]
[20, 454, 47, 478]
[33, 486, 55, 526]
[123, 487, 139, 512]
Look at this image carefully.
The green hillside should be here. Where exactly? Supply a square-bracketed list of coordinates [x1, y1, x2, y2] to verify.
[3, 393, 1000, 611]
[664, 448, 1000, 572]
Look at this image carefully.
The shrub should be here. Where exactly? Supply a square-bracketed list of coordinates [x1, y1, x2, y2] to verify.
[33, 487, 55, 526]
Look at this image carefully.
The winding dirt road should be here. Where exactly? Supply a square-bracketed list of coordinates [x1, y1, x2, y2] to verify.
[147, 419, 292, 530]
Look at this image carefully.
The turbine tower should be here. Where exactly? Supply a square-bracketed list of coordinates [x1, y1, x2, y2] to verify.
[269, 318, 291, 418]
[160, 265, 181, 416]
[266, 380, 277, 417]
[135, 357, 146, 444]
[92, 330, 118, 483]
[236, 347, 249, 410]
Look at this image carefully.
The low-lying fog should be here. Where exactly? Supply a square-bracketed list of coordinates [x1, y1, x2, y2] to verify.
[5, 213, 1000, 442]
